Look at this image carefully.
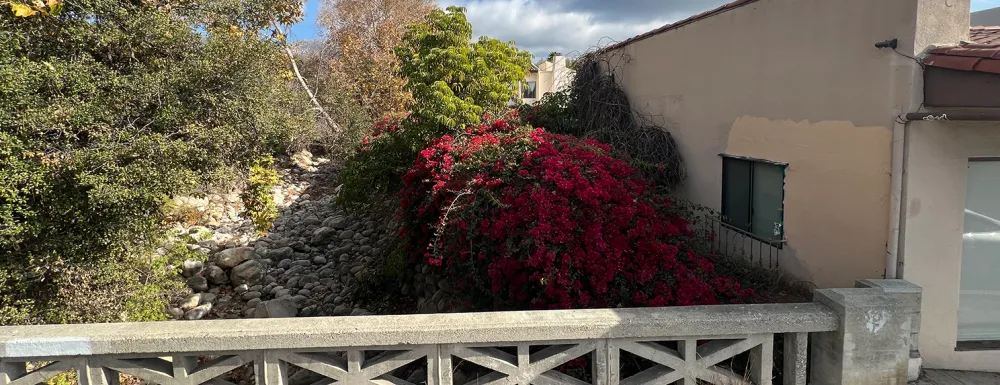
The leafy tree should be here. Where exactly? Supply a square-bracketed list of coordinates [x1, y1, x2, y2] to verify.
[0, 0, 312, 323]
[319, 0, 434, 122]
[395, 6, 532, 138]
[339, 6, 532, 205]
[288, 40, 373, 158]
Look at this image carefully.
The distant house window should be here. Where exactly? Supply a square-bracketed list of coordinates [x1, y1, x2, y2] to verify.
[721, 155, 786, 243]
[523, 81, 537, 99]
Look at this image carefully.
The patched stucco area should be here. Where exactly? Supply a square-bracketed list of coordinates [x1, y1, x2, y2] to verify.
[725, 117, 892, 288]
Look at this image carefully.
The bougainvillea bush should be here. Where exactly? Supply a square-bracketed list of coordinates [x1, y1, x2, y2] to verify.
[399, 116, 753, 310]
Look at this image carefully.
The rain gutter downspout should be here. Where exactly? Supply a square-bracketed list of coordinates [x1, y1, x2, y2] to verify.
[886, 116, 907, 279]
[888, 112, 1000, 279]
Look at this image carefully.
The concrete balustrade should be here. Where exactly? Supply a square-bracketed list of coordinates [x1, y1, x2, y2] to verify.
[0, 280, 921, 385]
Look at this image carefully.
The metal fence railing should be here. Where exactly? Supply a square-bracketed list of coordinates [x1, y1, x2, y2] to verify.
[703, 218, 785, 269]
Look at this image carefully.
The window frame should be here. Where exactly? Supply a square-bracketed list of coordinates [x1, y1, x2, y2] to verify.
[523, 81, 537, 99]
[719, 153, 787, 247]
[955, 157, 1000, 349]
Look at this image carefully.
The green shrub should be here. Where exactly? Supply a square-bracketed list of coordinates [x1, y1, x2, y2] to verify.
[340, 6, 531, 206]
[240, 157, 281, 233]
[0, 0, 310, 324]
[517, 89, 578, 134]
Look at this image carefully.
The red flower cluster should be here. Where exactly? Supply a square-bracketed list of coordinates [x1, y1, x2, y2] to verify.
[399, 117, 752, 310]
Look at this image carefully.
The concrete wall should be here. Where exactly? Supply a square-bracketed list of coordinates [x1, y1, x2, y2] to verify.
[603, 0, 931, 288]
[902, 120, 1000, 371]
[602, 0, 980, 370]
[725, 117, 891, 287]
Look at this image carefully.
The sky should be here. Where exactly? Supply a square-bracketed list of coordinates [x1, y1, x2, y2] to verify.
[289, 0, 1000, 60]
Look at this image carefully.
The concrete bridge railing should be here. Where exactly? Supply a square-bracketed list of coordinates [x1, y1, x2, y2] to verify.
[0, 280, 920, 385]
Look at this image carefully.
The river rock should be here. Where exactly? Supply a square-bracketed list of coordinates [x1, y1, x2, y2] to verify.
[179, 294, 202, 310]
[231, 260, 263, 285]
[269, 246, 294, 259]
[167, 307, 184, 319]
[205, 265, 229, 285]
[184, 304, 212, 320]
[200, 292, 217, 305]
[187, 275, 209, 293]
[182, 259, 204, 278]
[254, 298, 298, 318]
[215, 247, 254, 269]
[312, 227, 336, 244]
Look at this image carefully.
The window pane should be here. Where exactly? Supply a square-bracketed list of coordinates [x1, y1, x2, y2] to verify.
[722, 158, 751, 232]
[523, 81, 537, 99]
[959, 160, 1000, 341]
[751, 163, 784, 242]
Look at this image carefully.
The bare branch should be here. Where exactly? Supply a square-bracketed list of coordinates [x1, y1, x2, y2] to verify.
[272, 21, 342, 134]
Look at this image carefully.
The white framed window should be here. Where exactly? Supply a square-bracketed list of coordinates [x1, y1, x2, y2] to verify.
[958, 158, 1000, 347]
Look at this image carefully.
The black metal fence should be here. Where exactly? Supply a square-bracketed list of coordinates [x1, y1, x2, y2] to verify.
[703, 217, 785, 269]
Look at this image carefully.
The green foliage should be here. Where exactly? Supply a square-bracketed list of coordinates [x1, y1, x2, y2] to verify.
[351, 241, 408, 311]
[240, 157, 281, 233]
[338, 130, 422, 206]
[290, 41, 374, 159]
[394, 5, 531, 140]
[340, 6, 532, 205]
[0, 0, 310, 324]
[44, 370, 75, 385]
[517, 89, 578, 134]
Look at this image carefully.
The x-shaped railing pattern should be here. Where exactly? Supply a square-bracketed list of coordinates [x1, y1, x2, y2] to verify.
[0, 334, 790, 385]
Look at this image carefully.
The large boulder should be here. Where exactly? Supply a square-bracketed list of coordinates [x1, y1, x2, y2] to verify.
[215, 247, 254, 269]
[205, 265, 229, 285]
[254, 298, 298, 318]
[230, 260, 263, 286]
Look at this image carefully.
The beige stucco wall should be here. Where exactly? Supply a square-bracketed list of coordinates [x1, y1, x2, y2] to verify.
[725, 117, 891, 287]
[602, 0, 983, 370]
[603, 0, 931, 288]
[903, 121, 1000, 371]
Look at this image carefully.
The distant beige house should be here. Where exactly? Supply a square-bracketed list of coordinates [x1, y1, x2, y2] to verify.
[520, 55, 572, 104]
[600, 0, 1000, 374]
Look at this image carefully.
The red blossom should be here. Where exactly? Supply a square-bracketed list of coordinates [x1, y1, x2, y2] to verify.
[398, 116, 751, 310]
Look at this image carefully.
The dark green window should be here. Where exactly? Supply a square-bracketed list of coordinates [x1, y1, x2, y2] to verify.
[721, 156, 785, 243]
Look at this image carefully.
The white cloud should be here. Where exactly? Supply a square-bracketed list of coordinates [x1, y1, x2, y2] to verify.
[452, 0, 683, 59]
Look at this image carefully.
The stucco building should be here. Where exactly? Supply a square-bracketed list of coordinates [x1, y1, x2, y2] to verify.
[521, 55, 572, 104]
[599, 0, 1000, 373]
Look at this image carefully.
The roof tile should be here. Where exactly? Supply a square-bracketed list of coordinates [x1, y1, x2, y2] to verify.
[974, 59, 1000, 75]
[920, 28, 1000, 75]
[971, 26, 1000, 45]
[922, 55, 982, 71]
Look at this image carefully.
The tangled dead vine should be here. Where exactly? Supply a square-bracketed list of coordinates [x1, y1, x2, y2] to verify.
[523, 47, 686, 190]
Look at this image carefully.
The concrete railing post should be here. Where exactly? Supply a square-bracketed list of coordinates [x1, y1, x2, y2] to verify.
[856, 279, 923, 381]
[810, 279, 921, 385]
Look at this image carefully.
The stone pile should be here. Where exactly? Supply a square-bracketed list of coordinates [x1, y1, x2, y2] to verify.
[162, 151, 395, 320]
